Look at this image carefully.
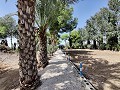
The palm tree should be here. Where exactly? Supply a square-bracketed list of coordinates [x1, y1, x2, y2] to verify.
[17, 0, 40, 89]
[5, 0, 78, 89]
[35, 0, 63, 68]
[35, 0, 78, 68]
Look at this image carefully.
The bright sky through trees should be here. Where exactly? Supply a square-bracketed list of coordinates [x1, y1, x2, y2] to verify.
[0, 0, 108, 29]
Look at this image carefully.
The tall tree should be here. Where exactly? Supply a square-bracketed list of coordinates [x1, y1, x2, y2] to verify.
[35, 0, 78, 68]
[70, 30, 81, 48]
[108, 0, 120, 43]
[0, 26, 7, 38]
[49, 7, 77, 49]
[35, 0, 60, 68]
[0, 15, 17, 47]
[17, 0, 40, 89]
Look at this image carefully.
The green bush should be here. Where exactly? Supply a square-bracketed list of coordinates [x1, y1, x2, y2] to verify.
[47, 45, 58, 55]
[105, 43, 120, 51]
[83, 44, 87, 49]
[47, 45, 53, 54]
[106, 44, 110, 50]
[114, 44, 120, 51]
[99, 43, 106, 50]
[90, 44, 94, 49]
[87, 44, 91, 49]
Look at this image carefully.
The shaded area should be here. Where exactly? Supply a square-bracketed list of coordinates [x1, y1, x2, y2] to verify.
[65, 49, 120, 90]
[0, 64, 19, 90]
[37, 50, 83, 90]
[64, 49, 94, 55]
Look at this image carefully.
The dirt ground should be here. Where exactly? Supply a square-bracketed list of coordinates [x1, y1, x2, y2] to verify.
[0, 52, 19, 90]
[0, 52, 52, 90]
[65, 49, 120, 90]
[0, 50, 120, 90]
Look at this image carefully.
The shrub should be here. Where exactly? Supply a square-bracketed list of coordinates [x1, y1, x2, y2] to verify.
[106, 44, 110, 50]
[47, 45, 58, 55]
[87, 44, 91, 49]
[99, 43, 106, 50]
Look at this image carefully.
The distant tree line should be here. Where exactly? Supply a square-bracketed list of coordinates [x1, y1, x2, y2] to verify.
[61, 0, 120, 51]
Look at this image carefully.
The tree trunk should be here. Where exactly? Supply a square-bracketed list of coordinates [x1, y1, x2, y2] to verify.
[93, 39, 97, 49]
[18, 0, 40, 89]
[51, 35, 56, 55]
[38, 29, 48, 68]
[10, 29, 13, 49]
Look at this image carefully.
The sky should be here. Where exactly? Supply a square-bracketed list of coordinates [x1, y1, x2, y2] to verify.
[72, 0, 109, 29]
[0, 0, 109, 46]
[0, 0, 109, 29]
[0, 0, 17, 19]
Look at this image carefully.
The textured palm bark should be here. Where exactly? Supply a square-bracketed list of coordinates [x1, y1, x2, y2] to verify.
[17, 0, 40, 89]
[51, 35, 56, 56]
[38, 29, 49, 68]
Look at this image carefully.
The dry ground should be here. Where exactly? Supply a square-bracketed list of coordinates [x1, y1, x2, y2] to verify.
[0, 52, 52, 90]
[0, 52, 19, 90]
[0, 50, 120, 90]
[65, 49, 120, 90]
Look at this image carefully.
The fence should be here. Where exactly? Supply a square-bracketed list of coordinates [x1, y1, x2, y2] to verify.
[64, 52, 96, 90]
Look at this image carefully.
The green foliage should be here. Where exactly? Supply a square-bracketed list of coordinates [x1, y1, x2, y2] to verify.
[81, 4, 119, 50]
[35, 0, 78, 51]
[36, 0, 62, 28]
[107, 34, 118, 50]
[70, 30, 82, 48]
[49, 6, 78, 35]
[59, 18, 78, 33]
[99, 43, 106, 50]
[47, 45, 58, 55]
[62, 0, 79, 4]
[0, 15, 17, 38]
[108, 0, 120, 13]
[61, 33, 69, 40]
[0, 26, 7, 38]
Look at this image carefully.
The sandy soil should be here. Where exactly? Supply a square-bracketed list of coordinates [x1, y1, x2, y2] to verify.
[65, 49, 120, 90]
[0, 49, 120, 90]
[0, 50, 84, 90]
[0, 52, 19, 90]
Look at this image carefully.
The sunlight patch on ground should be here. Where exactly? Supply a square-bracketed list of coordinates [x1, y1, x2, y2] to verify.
[41, 72, 63, 80]
[55, 81, 70, 89]
[57, 63, 68, 69]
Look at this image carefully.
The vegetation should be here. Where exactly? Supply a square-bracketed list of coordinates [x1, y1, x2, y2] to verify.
[17, 0, 40, 89]
[35, 0, 78, 68]
[0, 15, 17, 48]
[1, 0, 119, 90]
[60, 0, 120, 51]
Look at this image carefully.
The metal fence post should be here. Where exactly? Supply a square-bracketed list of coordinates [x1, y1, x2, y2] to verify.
[80, 62, 83, 77]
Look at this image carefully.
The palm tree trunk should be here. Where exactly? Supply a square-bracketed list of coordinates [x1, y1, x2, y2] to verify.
[18, 0, 40, 89]
[38, 28, 49, 68]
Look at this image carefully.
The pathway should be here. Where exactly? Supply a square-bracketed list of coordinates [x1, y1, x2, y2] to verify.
[37, 50, 83, 90]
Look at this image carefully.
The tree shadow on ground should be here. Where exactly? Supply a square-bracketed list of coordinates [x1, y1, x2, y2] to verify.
[37, 55, 83, 90]
[64, 49, 94, 55]
[65, 50, 120, 90]
[0, 68, 19, 90]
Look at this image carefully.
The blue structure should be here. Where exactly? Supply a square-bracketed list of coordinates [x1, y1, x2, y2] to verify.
[80, 62, 83, 76]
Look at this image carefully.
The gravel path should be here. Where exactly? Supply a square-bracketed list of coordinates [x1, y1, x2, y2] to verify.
[37, 50, 83, 90]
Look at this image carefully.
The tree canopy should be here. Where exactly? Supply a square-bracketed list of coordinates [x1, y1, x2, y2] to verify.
[0, 14, 17, 38]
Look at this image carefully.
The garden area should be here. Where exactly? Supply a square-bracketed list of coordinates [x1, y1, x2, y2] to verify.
[65, 49, 120, 90]
[0, 0, 120, 90]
